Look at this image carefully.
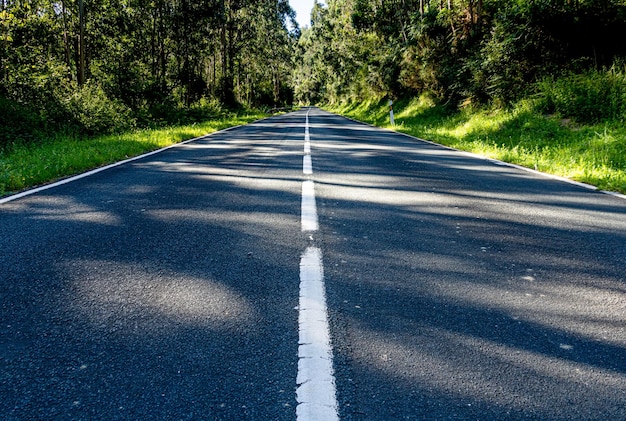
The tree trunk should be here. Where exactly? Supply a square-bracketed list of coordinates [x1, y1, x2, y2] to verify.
[220, 0, 236, 106]
[78, 0, 85, 86]
[61, 0, 73, 82]
[220, 14, 230, 103]
[0, 0, 5, 84]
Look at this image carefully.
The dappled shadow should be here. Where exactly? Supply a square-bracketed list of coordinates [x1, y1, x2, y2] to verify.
[310, 109, 626, 419]
[0, 112, 308, 419]
[391, 103, 626, 194]
[1, 108, 625, 419]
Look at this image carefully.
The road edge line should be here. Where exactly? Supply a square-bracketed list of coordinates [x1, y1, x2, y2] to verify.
[323, 109, 625, 201]
[0, 124, 245, 205]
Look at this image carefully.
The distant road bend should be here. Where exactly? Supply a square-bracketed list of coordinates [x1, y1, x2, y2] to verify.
[1, 108, 625, 420]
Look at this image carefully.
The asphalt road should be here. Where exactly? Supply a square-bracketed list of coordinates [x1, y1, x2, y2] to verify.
[1, 108, 625, 420]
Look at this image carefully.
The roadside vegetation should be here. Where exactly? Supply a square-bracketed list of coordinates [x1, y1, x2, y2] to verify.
[329, 68, 626, 194]
[0, 0, 296, 197]
[296, 1, 626, 195]
[0, 112, 264, 196]
[3, 1, 626, 197]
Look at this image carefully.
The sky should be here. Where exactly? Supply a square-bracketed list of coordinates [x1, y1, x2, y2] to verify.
[289, 0, 322, 28]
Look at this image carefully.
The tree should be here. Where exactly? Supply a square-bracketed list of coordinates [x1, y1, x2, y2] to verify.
[295, 0, 626, 106]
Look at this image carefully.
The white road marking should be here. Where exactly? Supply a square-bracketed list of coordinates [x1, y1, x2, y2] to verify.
[304, 137, 311, 156]
[301, 181, 318, 232]
[303, 155, 313, 175]
[301, 109, 318, 232]
[0, 125, 244, 205]
[297, 109, 339, 421]
[297, 247, 339, 421]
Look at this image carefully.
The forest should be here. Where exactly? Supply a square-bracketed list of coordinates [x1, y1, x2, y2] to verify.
[0, 0, 297, 146]
[290, 0, 626, 194]
[2, 0, 626, 144]
[293, 0, 626, 112]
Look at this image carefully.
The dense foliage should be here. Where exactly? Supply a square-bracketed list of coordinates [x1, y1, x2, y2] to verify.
[4, 0, 626, 149]
[295, 0, 626, 193]
[293, 0, 626, 109]
[0, 0, 297, 146]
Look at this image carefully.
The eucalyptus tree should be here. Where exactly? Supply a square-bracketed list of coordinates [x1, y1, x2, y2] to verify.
[293, 0, 381, 104]
[1, 0, 298, 138]
[295, 0, 626, 106]
[215, 0, 296, 106]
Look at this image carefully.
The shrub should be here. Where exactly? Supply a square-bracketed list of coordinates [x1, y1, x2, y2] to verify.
[0, 96, 46, 149]
[61, 83, 137, 135]
[186, 97, 225, 122]
[537, 67, 626, 124]
[145, 96, 225, 126]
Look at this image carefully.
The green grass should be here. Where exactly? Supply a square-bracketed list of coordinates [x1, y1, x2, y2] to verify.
[0, 112, 264, 197]
[329, 95, 626, 195]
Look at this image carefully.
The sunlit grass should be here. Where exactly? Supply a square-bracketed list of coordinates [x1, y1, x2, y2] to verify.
[329, 96, 626, 194]
[0, 113, 264, 196]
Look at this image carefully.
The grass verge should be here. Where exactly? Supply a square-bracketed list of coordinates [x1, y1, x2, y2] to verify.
[328, 96, 626, 195]
[0, 112, 265, 197]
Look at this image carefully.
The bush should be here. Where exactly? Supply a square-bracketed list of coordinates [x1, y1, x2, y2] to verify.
[0, 81, 138, 146]
[537, 67, 626, 124]
[62, 83, 137, 135]
[186, 97, 225, 122]
[0, 96, 46, 149]
[145, 96, 225, 126]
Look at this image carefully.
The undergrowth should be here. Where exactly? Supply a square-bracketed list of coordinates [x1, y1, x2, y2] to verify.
[329, 93, 626, 194]
[0, 113, 264, 197]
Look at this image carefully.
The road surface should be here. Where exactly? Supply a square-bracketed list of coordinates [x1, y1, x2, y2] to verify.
[1, 108, 625, 420]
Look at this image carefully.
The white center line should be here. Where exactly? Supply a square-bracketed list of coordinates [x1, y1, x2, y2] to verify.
[303, 155, 313, 175]
[304, 113, 311, 154]
[297, 247, 339, 421]
[297, 109, 339, 421]
[301, 180, 318, 232]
